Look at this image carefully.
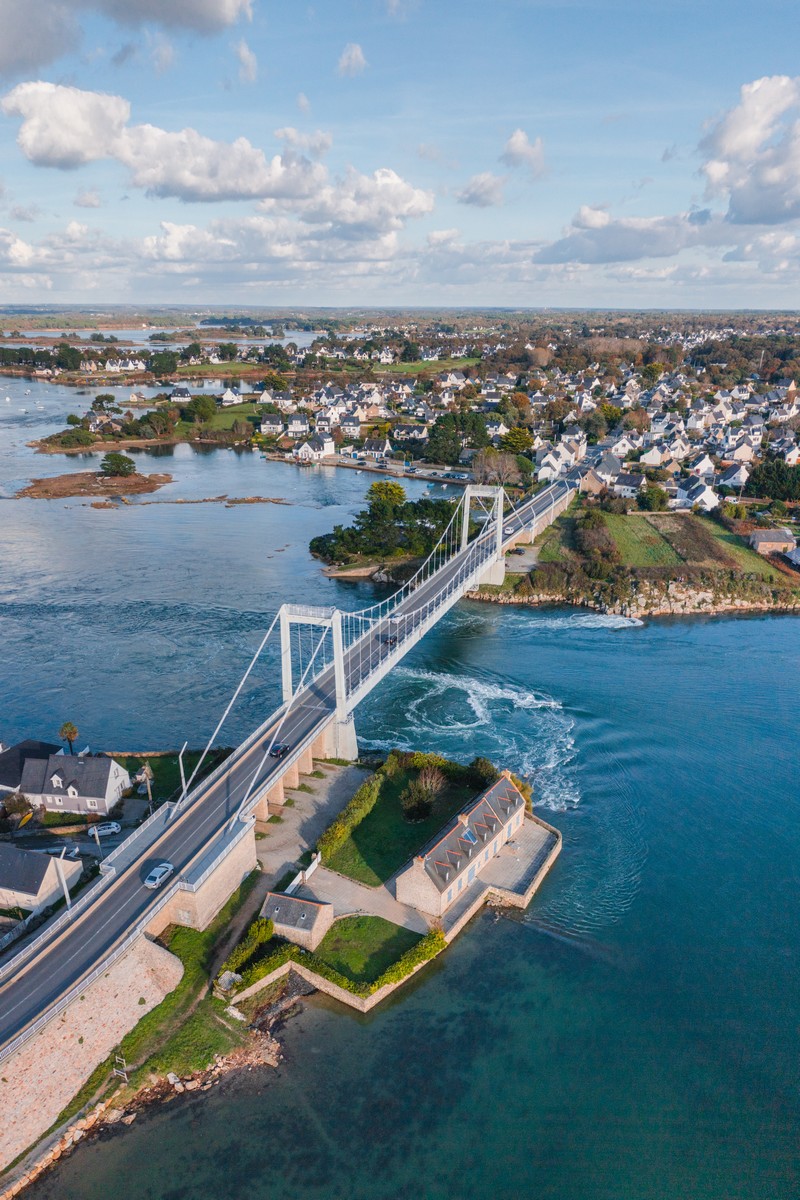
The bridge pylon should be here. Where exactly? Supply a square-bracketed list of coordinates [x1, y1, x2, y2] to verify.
[461, 485, 507, 586]
[279, 603, 358, 761]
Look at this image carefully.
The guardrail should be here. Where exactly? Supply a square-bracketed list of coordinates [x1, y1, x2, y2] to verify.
[0, 867, 116, 985]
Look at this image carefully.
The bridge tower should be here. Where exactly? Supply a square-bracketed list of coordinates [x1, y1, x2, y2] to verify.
[278, 603, 359, 761]
[461, 485, 507, 586]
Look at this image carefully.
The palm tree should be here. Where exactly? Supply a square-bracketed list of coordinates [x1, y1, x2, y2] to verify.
[59, 721, 79, 755]
[138, 762, 154, 816]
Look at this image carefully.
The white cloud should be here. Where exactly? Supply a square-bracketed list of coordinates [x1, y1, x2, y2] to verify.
[700, 75, 800, 224]
[0, 0, 251, 78]
[2, 82, 131, 169]
[234, 38, 257, 83]
[456, 172, 505, 207]
[296, 91, 310, 113]
[10, 204, 39, 222]
[573, 205, 610, 230]
[1, 81, 434, 235]
[274, 127, 332, 159]
[0, 1, 79, 76]
[148, 33, 175, 74]
[75, 188, 101, 207]
[500, 128, 545, 179]
[337, 43, 367, 77]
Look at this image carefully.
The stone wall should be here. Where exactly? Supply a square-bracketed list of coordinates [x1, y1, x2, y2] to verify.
[145, 828, 257, 937]
[0, 937, 183, 1174]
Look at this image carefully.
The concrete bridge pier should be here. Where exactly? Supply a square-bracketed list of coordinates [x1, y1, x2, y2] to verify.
[253, 777, 285, 821]
[478, 559, 507, 586]
[313, 716, 359, 763]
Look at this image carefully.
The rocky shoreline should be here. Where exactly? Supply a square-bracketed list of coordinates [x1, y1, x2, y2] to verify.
[0, 1024, 283, 1199]
[466, 582, 800, 619]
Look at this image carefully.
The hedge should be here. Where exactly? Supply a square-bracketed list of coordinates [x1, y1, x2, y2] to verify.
[317, 772, 384, 860]
[216, 916, 274, 982]
[235, 927, 447, 999]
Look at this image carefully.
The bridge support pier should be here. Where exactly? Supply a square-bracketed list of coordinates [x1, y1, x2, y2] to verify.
[317, 716, 359, 762]
[478, 559, 507, 586]
[253, 777, 285, 821]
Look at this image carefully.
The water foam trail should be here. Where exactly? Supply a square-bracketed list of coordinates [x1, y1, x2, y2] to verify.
[360, 664, 581, 812]
[515, 611, 645, 632]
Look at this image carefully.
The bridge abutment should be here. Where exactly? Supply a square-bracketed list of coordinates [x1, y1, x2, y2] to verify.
[317, 716, 358, 762]
[478, 559, 507, 587]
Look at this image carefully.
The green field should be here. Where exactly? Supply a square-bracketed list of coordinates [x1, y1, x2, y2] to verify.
[174, 401, 261, 436]
[314, 916, 422, 985]
[373, 356, 480, 376]
[603, 514, 683, 566]
[325, 769, 474, 886]
[696, 518, 785, 580]
[535, 518, 571, 563]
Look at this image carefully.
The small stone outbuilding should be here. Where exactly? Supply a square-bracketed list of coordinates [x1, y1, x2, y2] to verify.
[0, 843, 82, 913]
[261, 892, 333, 951]
[749, 528, 796, 556]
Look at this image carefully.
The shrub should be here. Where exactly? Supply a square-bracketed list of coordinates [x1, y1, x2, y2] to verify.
[400, 780, 432, 823]
[417, 765, 446, 801]
[468, 757, 500, 790]
[216, 916, 274, 982]
[317, 773, 383, 860]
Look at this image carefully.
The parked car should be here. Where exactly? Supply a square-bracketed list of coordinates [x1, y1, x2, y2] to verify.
[91, 821, 121, 837]
[144, 861, 174, 890]
[269, 742, 291, 759]
[511, 547, 526, 556]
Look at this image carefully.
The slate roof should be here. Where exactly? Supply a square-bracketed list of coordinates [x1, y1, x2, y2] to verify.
[19, 753, 116, 799]
[417, 776, 525, 893]
[262, 893, 330, 931]
[0, 843, 51, 896]
[0, 740, 61, 791]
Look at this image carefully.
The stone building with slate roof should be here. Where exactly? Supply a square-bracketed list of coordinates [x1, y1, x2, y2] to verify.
[395, 773, 526, 917]
[261, 892, 334, 951]
[0, 844, 82, 912]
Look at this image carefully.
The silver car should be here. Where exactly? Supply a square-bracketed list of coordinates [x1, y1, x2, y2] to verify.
[144, 861, 175, 890]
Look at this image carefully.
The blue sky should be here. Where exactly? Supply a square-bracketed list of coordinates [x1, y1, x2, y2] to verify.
[0, 0, 798, 306]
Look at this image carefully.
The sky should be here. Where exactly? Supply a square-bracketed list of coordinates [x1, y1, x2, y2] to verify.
[0, 0, 799, 308]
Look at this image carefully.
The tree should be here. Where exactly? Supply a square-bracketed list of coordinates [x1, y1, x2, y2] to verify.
[183, 395, 217, 423]
[424, 418, 461, 466]
[501, 427, 533, 454]
[638, 484, 669, 511]
[180, 341, 203, 361]
[149, 351, 179, 375]
[100, 452, 136, 477]
[59, 721, 79, 755]
[138, 762, 154, 815]
[217, 342, 238, 361]
[66, 414, 81, 427]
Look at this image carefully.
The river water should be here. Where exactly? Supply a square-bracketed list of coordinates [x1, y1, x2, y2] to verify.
[2, 374, 799, 1200]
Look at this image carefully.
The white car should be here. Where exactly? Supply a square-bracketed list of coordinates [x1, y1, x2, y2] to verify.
[144, 861, 175, 890]
[91, 821, 121, 838]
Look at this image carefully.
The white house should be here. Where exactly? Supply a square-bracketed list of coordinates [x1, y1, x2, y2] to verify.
[295, 434, 335, 462]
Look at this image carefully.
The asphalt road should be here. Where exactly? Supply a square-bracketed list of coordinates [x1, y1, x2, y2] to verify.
[0, 478, 574, 1056]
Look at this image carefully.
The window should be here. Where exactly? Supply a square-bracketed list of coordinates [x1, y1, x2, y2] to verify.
[457, 878, 462, 893]
[87, 798, 98, 810]
[493, 840, 498, 853]
[507, 824, 512, 837]
[485, 849, 489, 862]
[468, 866, 475, 883]
[54, 796, 62, 806]
[447, 889, 452, 903]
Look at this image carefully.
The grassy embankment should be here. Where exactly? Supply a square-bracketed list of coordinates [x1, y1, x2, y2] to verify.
[54, 869, 261, 1127]
[114, 750, 229, 807]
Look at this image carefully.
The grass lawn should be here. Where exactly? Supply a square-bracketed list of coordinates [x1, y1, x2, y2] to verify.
[535, 517, 571, 563]
[314, 916, 422, 985]
[325, 769, 474, 886]
[116, 749, 230, 806]
[173, 402, 261, 437]
[604, 513, 683, 567]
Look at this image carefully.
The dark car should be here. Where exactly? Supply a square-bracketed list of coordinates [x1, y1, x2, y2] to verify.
[511, 547, 526, 556]
[269, 742, 291, 759]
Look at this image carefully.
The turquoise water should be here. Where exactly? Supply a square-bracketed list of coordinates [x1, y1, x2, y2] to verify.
[2, 400, 799, 1199]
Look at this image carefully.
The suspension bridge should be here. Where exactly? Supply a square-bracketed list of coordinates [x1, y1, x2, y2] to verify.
[0, 477, 575, 1061]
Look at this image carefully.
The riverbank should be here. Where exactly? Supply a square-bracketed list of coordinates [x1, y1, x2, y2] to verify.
[467, 581, 800, 618]
[15, 472, 172, 501]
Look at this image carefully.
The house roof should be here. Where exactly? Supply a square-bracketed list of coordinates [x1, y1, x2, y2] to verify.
[0, 740, 61, 791]
[0, 843, 52, 896]
[19, 753, 119, 800]
[262, 893, 330, 931]
[750, 528, 795, 546]
[415, 776, 525, 893]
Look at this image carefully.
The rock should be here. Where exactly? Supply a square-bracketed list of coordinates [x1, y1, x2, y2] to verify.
[73, 1129, 84, 1143]
[166, 1072, 181, 1086]
[104, 1107, 124, 1124]
[121, 1113, 137, 1125]
[173, 1081, 185, 1093]
[184, 1080, 201, 1091]
[225, 1005, 246, 1022]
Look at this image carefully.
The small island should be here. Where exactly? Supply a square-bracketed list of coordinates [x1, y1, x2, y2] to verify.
[16, 453, 172, 501]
